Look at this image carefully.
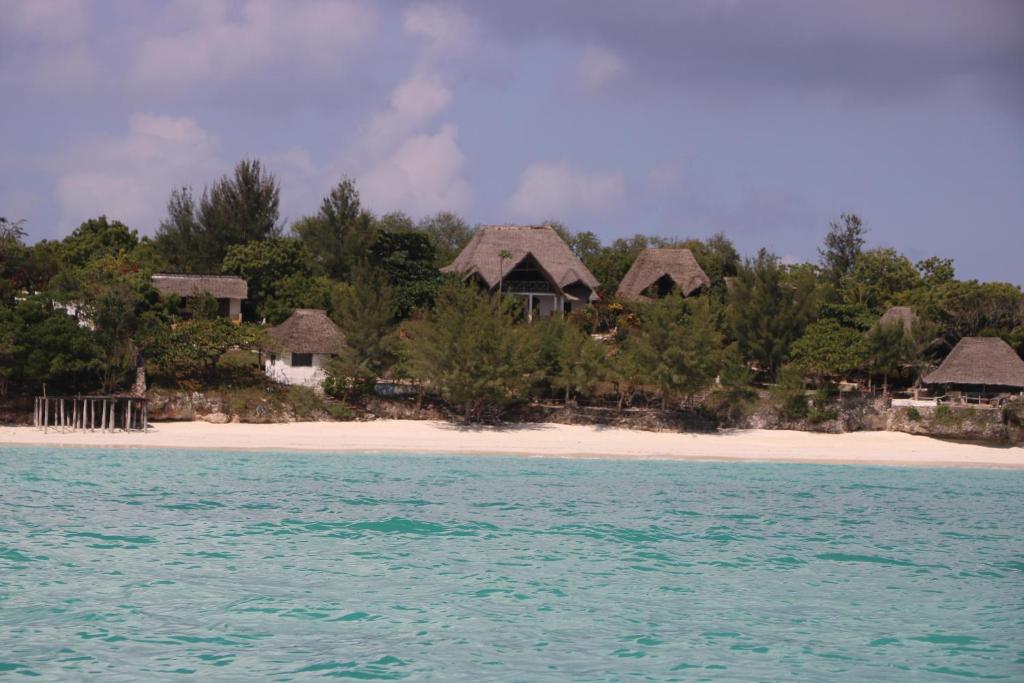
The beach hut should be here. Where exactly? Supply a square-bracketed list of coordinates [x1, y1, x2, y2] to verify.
[615, 248, 711, 301]
[151, 274, 247, 323]
[442, 224, 600, 319]
[264, 309, 347, 388]
[922, 337, 1024, 401]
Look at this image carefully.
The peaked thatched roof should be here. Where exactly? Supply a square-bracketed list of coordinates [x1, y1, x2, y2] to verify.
[441, 225, 599, 300]
[923, 337, 1024, 388]
[152, 274, 247, 300]
[269, 309, 346, 355]
[615, 248, 711, 301]
[877, 306, 916, 334]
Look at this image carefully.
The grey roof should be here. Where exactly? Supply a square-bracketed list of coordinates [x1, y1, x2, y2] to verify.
[923, 337, 1024, 388]
[615, 248, 711, 301]
[152, 274, 247, 300]
[441, 225, 599, 300]
[269, 309, 347, 355]
[878, 306, 916, 334]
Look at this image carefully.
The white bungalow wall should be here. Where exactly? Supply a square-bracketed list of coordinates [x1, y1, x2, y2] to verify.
[264, 351, 334, 389]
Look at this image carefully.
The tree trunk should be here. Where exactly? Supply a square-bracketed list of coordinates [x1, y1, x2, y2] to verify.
[132, 350, 147, 397]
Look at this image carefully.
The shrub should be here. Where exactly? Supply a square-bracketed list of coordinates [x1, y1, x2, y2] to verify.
[906, 407, 922, 422]
[325, 402, 355, 421]
[807, 406, 839, 424]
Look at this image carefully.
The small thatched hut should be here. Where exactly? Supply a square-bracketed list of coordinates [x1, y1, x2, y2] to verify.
[442, 224, 600, 319]
[151, 273, 247, 322]
[615, 248, 710, 301]
[877, 306, 916, 334]
[923, 337, 1024, 396]
[264, 309, 346, 387]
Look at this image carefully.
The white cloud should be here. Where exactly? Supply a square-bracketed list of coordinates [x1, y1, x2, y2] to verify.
[130, 0, 376, 92]
[359, 76, 453, 159]
[577, 45, 628, 91]
[360, 124, 471, 216]
[506, 161, 625, 220]
[54, 114, 224, 234]
[0, 0, 89, 41]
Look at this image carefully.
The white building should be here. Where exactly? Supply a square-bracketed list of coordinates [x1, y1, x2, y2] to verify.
[151, 274, 247, 323]
[264, 309, 346, 388]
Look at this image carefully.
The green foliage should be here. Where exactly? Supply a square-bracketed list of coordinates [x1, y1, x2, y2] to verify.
[151, 319, 268, 381]
[2, 297, 102, 394]
[729, 250, 818, 378]
[222, 237, 324, 323]
[292, 178, 377, 280]
[416, 212, 473, 266]
[906, 407, 922, 422]
[369, 230, 442, 317]
[532, 317, 608, 402]
[155, 159, 281, 271]
[916, 257, 955, 286]
[772, 365, 810, 420]
[841, 247, 920, 315]
[324, 272, 399, 398]
[622, 295, 723, 408]
[61, 216, 139, 268]
[400, 281, 536, 421]
[819, 213, 865, 286]
[790, 319, 867, 382]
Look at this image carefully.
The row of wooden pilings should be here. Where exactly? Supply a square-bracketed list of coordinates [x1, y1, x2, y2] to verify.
[34, 395, 148, 433]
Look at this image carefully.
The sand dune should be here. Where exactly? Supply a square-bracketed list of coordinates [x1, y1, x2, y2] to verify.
[2, 420, 1022, 468]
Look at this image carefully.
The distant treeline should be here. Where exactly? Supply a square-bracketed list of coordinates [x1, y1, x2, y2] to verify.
[1, 159, 1022, 421]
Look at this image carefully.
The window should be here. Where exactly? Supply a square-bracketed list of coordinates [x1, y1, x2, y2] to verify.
[291, 353, 313, 367]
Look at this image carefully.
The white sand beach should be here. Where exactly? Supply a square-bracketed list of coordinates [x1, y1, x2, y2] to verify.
[1, 420, 1022, 468]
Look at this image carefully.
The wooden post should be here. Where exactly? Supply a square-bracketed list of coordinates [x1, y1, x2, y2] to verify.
[127, 399, 133, 432]
[101, 400, 107, 431]
[110, 401, 116, 432]
[73, 399, 78, 431]
[43, 398, 48, 433]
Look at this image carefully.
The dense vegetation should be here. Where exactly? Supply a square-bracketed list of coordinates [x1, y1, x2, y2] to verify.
[2, 160, 1022, 422]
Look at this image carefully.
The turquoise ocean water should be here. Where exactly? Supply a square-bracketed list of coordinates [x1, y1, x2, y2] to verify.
[1, 446, 1022, 681]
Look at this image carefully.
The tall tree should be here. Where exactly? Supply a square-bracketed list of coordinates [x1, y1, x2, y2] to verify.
[155, 159, 281, 271]
[400, 281, 535, 421]
[221, 237, 318, 323]
[819, 213, 866, 286]
[417, 211, 473, 266]
[61, 216, 139, 268]
[325, 269, 399, 396]
[729, 250, 819, 378]
[292, 177, 377, 280]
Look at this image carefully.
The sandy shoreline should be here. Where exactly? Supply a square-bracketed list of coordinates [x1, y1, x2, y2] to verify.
[2, 420, 1023, 468]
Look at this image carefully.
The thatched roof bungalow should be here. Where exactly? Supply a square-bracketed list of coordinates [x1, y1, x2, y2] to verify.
[265, 309, 346, 388]
[442, 225, 599, 319]
[923, 337, 1024, 393]
[615, 248, 710, 301]
[151, 273, 247, 322]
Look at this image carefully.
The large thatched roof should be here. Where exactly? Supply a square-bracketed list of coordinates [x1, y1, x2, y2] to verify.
[152, 274, 247, 300]
[269, 309, 346, 355]
[615, 248, 711, 301]
[877, 306, 916, 334]
[923, 337, 1024, 388]
[441, 225, 599, 300]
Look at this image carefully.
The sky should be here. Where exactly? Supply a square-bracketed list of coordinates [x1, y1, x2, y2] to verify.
[1, 0, 1022, 283]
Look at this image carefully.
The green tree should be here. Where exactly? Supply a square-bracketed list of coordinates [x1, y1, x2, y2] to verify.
[221, 237, 318, 322]
[369, 230, 442, 317]
[6, 297, 102, 394]
[400, 281, 535, 421]
[729, 250, 819, 378]
[819, 212, 866, 286]
[625, 295, 723, 408]
[324, 271, 399, 397]
[417, 211, 473, 266]
[156, 159, 281, 271]
[551, 320, 607, 403]
[61, 216, 139, 268]
[151, 318, 267, 381]
[841, 247, 920, 315]
[790, 319, 867, 384]
[292, 178, 377, 280]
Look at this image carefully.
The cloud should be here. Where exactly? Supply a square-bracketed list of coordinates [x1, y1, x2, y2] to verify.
[452, 0, 1024, 109]
[360, 124, 471, 216]
[54, 114, 224, 234]
[359, 76, 453, 159]
[0, 0, 89, 41]
[130, 0, 376, 94]
[576, 45, 627, 91]
[506, 161, 625, 221]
